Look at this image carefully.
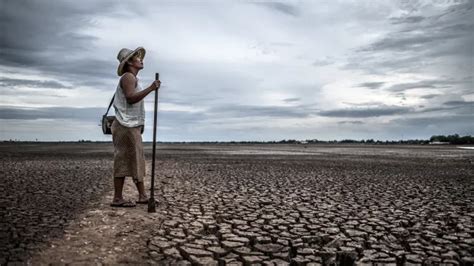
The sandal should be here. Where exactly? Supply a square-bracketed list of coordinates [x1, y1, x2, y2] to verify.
[136, 199, 149, 204]
[110, 200, 136, 208]
[137, 199, 159, 205]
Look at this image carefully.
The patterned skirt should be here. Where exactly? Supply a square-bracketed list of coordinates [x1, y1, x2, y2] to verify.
[111, 119, 145, 182]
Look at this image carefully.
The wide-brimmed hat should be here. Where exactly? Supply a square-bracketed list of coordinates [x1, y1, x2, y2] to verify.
[116, 47, 146, 76]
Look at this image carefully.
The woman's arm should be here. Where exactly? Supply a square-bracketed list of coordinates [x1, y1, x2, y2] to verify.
[121, 73, 160, 104]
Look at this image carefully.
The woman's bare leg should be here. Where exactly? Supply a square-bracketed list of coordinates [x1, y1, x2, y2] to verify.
[135, 181, 148, 202]
[113, 176, 125, 203]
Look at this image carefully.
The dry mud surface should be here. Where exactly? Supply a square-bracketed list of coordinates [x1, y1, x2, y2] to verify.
[1, 142, 473, 265]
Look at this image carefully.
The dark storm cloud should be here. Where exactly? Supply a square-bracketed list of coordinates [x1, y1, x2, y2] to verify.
[254, 2, 299, 17]
[363, 3, 472, 52]
[160, 103, 321, 124]
[346, 2, 472, 73]
[319, 106, 412, 118]
[0, 106, 207, 127]
[0, 0, 118, 83]
[414, 101, 473, 115]
[356, 82, 385, 90]
[443, 100, 474, 107]
[0, 0, 111, 53]
[0, 106, 104, 121]
[362, 3, 473, 53]
[443, 101, 474, 115]
[0, 77, 70, 89]
[360, 24, 467, 53]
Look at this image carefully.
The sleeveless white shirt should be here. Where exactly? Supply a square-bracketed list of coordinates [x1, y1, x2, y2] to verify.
[113, 77, 145, 127]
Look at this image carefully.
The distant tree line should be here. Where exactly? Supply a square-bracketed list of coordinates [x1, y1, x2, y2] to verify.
[429, 134, 474, 144]
[302, 139, 429, 144]
[164, 135, 473, 145]
[3, 134, 473, 144]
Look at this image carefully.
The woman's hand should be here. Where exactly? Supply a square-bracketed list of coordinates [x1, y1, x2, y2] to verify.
[151, 79, 161, 90]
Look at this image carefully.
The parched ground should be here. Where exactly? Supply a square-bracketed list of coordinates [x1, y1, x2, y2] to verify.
[0, 143, 473, 265]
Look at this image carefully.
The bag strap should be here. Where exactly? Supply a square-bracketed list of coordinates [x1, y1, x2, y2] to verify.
[104, 76, 137, 116]
[104, 95, 115, 116]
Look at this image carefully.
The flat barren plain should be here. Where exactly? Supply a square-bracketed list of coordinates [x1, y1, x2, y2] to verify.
[1, 142, 473, 265]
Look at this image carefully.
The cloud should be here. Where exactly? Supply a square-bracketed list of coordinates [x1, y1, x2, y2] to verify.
[342, 101, 386, 107]
[0, 0, 120, 85]
[0, 77, 70, 89]
[319, 106, 412, 118]
[391, 114, 473, 133]
[0, 105, 205, 123]
[356, 82, 385, 90]
[283, 97, 300, 103]
[360, 3, 472, 53]
[443, 100, 474, 107]
[345, 1, 472, 75]
[208, 104, 317, 119]
[387, 81, 436, 92]
[361, 29, 460, 53]
[312, 58, 333, 67]
[420, 94, 440, 99]
[389, 15, 425, 24]
[1, 88, 67, 98]
[387, 77, 469, 92]
[441, 101, 474, 114]
[338, 120, 364, 125]
[254, 2, 299, 17]
[0, 106, 104, 121]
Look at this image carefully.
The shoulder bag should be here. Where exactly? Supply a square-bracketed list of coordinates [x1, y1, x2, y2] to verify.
[101, 95, 115, 135]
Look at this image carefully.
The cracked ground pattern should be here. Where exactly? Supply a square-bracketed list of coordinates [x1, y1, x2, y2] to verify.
[147, 149, 473, 265]
[1, 143, 473, 265]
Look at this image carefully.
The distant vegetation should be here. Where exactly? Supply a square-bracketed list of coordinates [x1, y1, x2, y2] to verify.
[429, 134, 474, 144]
[3, 134, 473, 145]
[301, 134, 473, 145]
[226, 139, 431, 144]
[178, 134, 473, 145]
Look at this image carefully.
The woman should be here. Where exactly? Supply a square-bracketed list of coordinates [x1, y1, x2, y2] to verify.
[110, 47, 161, 207]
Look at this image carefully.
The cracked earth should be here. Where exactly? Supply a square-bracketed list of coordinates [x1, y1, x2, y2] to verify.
[1, 143, 473, 265]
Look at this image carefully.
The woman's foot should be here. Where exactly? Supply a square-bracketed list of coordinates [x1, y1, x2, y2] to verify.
[110, 198, 136, 207]
[136, 195, 149, 204]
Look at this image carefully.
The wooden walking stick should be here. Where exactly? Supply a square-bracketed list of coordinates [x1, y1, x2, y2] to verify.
[148, 72, 159, 213]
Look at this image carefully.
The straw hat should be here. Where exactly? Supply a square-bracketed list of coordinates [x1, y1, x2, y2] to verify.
[116, 47, 146, 76]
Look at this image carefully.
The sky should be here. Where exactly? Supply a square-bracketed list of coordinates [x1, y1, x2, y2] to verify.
[0, 0, 472, 142]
